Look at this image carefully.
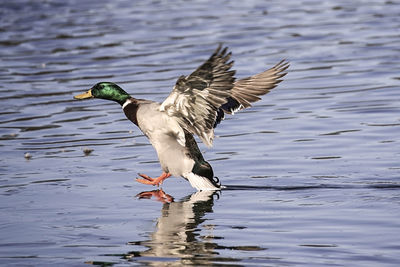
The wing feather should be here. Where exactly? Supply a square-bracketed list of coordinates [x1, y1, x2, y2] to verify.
[161, 46, 289, 146]
[221, 60, 289, 113]
[160, 45, 235, 147]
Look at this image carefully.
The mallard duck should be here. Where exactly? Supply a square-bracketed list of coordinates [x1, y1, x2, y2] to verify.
[74, 45, 288, 191]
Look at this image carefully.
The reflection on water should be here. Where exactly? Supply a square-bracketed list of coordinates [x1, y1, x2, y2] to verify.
[92, 190, 222, 265]
[128, 191, 218, 265]
[92, 190, 266, 266]
[87, 183, 400, 266]
[136, 189, 175, 204]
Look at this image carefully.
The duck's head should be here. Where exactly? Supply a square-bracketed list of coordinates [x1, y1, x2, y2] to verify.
[74, 82, 131, 106]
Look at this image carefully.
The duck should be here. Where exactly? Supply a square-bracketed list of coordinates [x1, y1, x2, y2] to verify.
[74, 45, 288, 191]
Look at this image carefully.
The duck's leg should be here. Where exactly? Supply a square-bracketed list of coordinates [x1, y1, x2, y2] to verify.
[136, 172, 171, 186]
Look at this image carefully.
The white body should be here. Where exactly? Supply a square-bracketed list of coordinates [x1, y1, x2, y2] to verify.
[136, 102, 194, 176]
[132, 101, 220, 191]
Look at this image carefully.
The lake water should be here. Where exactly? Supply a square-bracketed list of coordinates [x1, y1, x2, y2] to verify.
[1, 0, 400, 266]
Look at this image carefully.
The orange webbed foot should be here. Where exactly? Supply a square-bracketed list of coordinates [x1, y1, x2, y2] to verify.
[136, 172, 171, 186]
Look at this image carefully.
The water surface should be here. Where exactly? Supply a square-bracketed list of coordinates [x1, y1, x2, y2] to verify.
[1, 0, 400, 266]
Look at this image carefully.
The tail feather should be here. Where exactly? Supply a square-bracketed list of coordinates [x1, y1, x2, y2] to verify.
[184, 172, 221, 191]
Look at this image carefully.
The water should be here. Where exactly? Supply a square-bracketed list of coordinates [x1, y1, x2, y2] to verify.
[1, 0, 400, 266]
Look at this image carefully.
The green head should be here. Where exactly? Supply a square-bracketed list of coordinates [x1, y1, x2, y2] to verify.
[74, 82, 131, 105]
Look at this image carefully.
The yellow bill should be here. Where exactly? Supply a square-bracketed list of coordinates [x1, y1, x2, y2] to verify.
[74, 89, 93, 99]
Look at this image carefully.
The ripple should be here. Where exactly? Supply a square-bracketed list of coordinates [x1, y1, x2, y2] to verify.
[1, 0, 400, 266]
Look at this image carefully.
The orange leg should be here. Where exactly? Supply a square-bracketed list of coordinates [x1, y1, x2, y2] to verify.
[136, 172, 171, 187]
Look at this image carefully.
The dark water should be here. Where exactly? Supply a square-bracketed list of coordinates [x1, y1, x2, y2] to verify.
[1, 0, 400, 266]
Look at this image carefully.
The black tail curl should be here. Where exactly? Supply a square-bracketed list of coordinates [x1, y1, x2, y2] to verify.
[210, 176, 221, 188]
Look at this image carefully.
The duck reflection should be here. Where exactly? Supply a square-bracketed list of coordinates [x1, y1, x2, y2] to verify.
[136, 189, 175, 204]
[125, 189, 219, 264]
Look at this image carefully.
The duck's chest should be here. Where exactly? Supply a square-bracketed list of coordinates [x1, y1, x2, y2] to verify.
[135, 102, 177, 138]
[135, 102, 194, 175]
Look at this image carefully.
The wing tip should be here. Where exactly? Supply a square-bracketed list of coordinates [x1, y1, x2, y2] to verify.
[275, 59, 290, 74]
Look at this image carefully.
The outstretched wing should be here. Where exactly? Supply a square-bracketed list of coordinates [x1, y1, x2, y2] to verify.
[160, 45, 235, 147]
[214, 60, 289, 127]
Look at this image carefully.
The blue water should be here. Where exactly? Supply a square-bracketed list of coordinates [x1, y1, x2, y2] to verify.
[1, 0, 400, 266]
